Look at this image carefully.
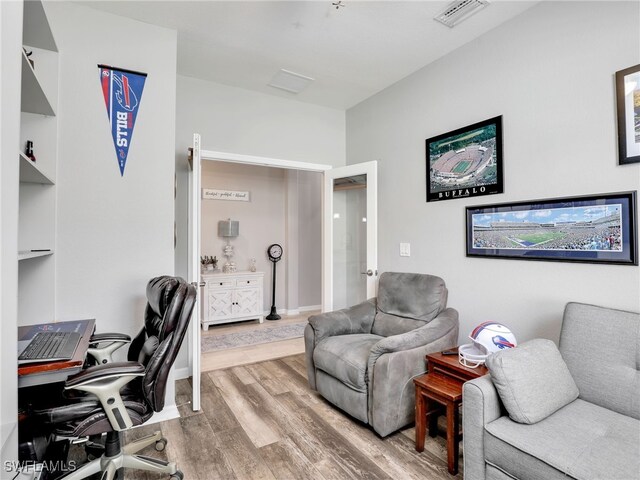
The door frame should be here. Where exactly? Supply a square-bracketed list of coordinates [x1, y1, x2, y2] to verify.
[322, 161, 378, 312]
[188, 135, 332, 411]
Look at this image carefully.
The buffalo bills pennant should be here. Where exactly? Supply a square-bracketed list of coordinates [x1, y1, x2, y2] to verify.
[98, 65, 147, 176]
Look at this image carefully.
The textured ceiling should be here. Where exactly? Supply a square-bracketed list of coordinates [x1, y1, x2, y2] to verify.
[79, 1, 537, 109]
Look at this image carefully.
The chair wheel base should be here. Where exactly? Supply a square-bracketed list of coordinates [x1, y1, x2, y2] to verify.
[170, 471, 184, 480]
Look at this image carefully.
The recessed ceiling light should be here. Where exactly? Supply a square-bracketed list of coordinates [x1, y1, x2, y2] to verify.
[268, 69, 315, 94]
[434, 0, 490, 28]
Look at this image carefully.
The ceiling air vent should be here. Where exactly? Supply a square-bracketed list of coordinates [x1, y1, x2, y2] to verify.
[434, 0, 489, 28]
[268, 69, 314, 94]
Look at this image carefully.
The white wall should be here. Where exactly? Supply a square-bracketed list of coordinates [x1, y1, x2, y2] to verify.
[1, 0, 24, 466]
[347, 1, 640, 344]
[174, 75, 344, 374]
[46, 2, 178, 402]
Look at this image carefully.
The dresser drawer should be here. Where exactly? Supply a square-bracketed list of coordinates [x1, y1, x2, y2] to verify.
[208, 279, 234, 289]
[236, 278, 260, 287]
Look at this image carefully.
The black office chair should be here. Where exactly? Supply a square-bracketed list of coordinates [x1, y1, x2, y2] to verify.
[35, 276, 196, 480]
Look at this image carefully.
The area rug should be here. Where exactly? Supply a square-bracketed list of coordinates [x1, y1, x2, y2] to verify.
[201, 322, 308, 353]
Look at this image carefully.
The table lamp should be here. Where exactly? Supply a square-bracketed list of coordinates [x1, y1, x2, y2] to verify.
[218, 218, 239, 273]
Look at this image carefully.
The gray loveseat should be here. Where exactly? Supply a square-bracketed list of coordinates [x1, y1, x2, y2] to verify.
[305, 272, 459, 437]
[463, 302, 640, 480]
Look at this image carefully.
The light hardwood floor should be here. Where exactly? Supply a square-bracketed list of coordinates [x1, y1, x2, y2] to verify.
[116, 354, 462, 480]
[200, 312, 317, 371]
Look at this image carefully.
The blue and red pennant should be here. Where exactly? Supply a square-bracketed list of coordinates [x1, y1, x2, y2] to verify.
[99, 65, 147, 176]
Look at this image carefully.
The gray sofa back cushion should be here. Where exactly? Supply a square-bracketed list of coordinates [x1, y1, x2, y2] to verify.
[372, 272, 447, 337]
[560, 302, 640, 420]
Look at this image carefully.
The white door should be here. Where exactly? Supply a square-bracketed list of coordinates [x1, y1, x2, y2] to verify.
[323, 161, 377, 312]
[188, 133, 202, 411]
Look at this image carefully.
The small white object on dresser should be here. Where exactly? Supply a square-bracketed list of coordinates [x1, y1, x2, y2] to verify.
[201, 271, 264, 330]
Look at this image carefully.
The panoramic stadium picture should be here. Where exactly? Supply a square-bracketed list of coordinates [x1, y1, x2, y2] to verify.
[426, 116, 503, 202]
[466, 192, 638, 265]
[471, 205, 623, 252]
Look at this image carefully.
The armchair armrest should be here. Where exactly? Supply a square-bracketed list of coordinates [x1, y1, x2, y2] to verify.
[305, 298, 377, 390]
[365, 308, 459, 437]
[308, 298, 377, 343]
[64, 361, 145, 432]
[87, 333, 132, 365]
[369, 307, 459, 357]
[462, 375, 504, 480]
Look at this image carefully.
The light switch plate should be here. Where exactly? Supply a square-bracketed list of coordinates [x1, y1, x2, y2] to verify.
[400, 243, 410, 257]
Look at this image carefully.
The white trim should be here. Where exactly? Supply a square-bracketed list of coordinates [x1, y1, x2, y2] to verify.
[146, 405, 180, 425]
[299, 304, 322, 313]
[284, 309, 300, 316]
[173, 366, 191, 381]
[200, 149, 332, 172]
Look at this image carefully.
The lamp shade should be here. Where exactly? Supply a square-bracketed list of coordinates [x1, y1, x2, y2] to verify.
[218, 219, 239, 237]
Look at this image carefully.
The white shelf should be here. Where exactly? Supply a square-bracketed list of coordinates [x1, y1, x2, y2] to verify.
[18, 250, 53, 261]
[19, 152, 54, 184]
[23, 0, 58, 52]
[21, 49, 55, 116]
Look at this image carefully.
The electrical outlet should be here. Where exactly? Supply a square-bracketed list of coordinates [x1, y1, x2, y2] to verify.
[400, 243, 410, 257]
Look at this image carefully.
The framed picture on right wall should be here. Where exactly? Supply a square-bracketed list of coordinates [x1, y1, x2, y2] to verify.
[615, 64, 640, 164]
[466, 191, 638, 265]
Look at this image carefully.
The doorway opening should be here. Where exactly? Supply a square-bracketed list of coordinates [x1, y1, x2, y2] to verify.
[199, 160, 323, 371]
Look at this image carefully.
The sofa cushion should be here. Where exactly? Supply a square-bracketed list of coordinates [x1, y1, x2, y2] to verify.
[372, 272, 447, 336]
[486, 339, 578, 424]
[313, 334, 382, 391]
[485, 398, 640, 480]
[560, 302, 640, 420]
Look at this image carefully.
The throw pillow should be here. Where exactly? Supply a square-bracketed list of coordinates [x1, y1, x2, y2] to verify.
[485, 338, 579, 424]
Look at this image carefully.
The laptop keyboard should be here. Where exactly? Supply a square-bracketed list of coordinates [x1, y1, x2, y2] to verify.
[19, 331, 81, 362]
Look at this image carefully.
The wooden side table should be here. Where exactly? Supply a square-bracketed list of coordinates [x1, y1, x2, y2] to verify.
[413, 348, 488, 475]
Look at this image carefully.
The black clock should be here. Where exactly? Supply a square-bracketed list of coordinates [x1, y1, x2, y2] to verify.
[267, 243, 283, 262]
[266, 244, 283, 320]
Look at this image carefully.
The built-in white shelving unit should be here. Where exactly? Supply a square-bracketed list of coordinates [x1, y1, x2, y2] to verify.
[18, 0, 58, 325]
[19, 152, 54, 184]
[18, 250, 54, 261]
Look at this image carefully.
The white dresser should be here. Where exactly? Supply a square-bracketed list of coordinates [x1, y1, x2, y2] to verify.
[201, 271, 264, 330]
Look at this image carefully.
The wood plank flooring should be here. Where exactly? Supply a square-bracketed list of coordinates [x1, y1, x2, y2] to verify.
[114, 354, 462, 480]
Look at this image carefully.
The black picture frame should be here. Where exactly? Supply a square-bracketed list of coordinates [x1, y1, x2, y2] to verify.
[615, 64, 640, 165]
[466, 191, 637, 265]
[426, 116, 503, 202]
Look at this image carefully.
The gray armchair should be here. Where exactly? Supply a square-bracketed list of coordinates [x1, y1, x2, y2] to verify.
[305, 272, 459, 437]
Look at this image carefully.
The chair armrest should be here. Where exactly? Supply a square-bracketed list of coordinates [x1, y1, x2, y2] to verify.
[90, 332, 131, 343]
[308, 298, 377, 343]
[64, 361, 145, 432]
[462, 375, 504, 480]
[87, 333, 132, 365]
[369, 307, 458, 357]
[305, 299, 377, 391]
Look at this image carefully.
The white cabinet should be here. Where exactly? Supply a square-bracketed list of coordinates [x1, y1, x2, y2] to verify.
[201, 272, 264, 330]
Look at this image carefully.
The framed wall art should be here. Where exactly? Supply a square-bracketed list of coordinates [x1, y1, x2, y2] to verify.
[615, 64, 640, 165]
[426, 116, 503, 202]
[466, 191, 637, 265]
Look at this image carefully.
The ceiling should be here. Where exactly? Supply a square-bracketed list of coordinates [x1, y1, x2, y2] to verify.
[79, 1, 537, 110]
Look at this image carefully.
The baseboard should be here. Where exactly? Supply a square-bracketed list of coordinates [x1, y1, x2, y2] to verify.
[174, 366, 191, 380]
[299, 305, 321, 313]
[146, 405, 180, 425]
[284, 309, 300, 316]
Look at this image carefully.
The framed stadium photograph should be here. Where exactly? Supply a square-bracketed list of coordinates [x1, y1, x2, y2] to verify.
[426, 116, 503, 202]
[616, 64, 640, 164]
[466, 191, 637, 265]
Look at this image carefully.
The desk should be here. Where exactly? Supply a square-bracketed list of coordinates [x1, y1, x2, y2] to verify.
[18, 319, 95, 388]
[414, 348, 488, 475]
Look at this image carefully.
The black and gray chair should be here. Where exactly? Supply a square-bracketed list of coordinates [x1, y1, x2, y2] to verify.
[36, 276, 196, 480]
[305, 272, 459, 437]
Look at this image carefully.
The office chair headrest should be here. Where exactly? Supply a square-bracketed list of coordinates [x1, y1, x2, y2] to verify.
[146, 276, 181, 318]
